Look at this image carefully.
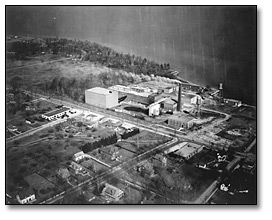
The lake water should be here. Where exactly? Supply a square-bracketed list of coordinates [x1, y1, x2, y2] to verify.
[6, 6, 256, 105]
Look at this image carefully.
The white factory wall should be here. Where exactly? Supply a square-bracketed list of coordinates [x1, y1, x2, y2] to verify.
[105, 91, 119, 108]
[148, 103, 160, 116]
[85, 90, 118, 108]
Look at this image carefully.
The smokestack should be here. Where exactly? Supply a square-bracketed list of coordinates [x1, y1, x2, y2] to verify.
[177, 83, 182, 111]
[219, 83, 224, 101]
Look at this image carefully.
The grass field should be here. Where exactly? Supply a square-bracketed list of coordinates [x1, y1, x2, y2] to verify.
[24, 173, 60, 202]
[7, 54, 112, 86]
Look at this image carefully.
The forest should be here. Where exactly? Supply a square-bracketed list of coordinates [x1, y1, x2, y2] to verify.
[7, 37, 176, 103]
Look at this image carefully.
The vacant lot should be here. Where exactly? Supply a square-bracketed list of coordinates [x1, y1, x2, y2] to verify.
[6, 133, 82, 192]
[24, 173, 60, 202]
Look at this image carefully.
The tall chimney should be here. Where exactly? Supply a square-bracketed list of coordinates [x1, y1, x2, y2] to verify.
[177, 83, 182, 111]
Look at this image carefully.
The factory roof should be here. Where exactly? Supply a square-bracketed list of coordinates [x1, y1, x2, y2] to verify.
[109, 85, 153, 97]
[86, 87, 115, 95]
[168, 114, 195, 123]
[164, 98, 177, 105]
[165, 142, 203, 158]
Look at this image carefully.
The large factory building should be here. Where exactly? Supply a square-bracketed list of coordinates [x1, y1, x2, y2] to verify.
[85, 87, 118, 109]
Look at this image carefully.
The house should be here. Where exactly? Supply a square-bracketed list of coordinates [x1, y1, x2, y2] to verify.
[69, 161, 90, 176]
[7, 125, 18, 132]
[152, 154, 167, 167]
[73, 151, 87, 162]
[101, 183, 124, 201]
[136, 160, 154, 176]
[25, 118, 35, 124]
[16, 188, 36, 204]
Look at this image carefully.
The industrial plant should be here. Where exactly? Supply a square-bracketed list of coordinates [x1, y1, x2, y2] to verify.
[85, 81, 204, 130]
[6, 5, 256, 206]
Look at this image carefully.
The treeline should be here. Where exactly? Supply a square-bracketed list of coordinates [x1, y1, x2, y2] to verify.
[7, 37, 172, 77]
[42, 70, 151, 102]
[81, 133, 118, 153]
[41, 68, 181, 102]
[121, 128, 140, 139]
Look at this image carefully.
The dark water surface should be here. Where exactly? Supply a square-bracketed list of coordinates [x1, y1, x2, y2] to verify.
[6, 6, 256, 105]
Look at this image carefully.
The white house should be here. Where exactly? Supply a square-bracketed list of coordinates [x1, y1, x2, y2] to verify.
[101, 183, 124, 202]
[16, 189, 36, 204]
[73, 151, 87, 162]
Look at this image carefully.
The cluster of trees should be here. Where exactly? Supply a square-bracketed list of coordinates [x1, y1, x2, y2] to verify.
[7, 40, 43, 60]
[8, 37, 172, 78]
[81, 133, 118, 153]
[121, 128, 140, 140]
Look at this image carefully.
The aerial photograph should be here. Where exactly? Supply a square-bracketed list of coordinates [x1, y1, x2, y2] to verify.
[5, 6, 256, 205]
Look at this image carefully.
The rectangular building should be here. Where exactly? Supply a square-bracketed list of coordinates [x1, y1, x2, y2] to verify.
[101, 183, 124, 201]
[182, 93, 198, 105]
[41, 107, 70, 121]
[164, 142, 204, 160]
[148, 102, 160, 116]
[162, 99, 177, 112]
[85, 87, 118, 109]
[168, 114, 195, 129]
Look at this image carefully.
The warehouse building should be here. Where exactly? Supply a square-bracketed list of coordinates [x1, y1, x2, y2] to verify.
[85, 87, 118, 109]
[41, 106, 70, 121]
[168, 114, 195, 129]
[164, 142, 204, 160]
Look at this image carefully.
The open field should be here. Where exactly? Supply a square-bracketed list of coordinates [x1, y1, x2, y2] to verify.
[7, 54, 110, 82]
[24, 173, 61, 202]
[86, 129, 169, 168]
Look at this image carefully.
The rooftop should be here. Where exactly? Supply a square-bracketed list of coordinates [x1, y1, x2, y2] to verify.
[86, 87, 115, 95]
[164, 98, 177, 105]
[73, 151, 85, 158]
[17, 188, 35, 200]
[102, 183, 124, 197]
[109, 85, 152, 97]
[43, 107, 70, 117]
[174, 143, 203, 158]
